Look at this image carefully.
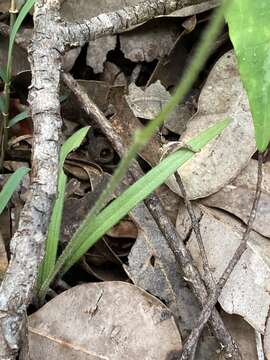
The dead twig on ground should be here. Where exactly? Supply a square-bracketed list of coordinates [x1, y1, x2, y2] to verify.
[180, 152, 264, 360]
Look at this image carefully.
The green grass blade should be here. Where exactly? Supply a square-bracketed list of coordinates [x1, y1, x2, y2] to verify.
[7, 0, 36, 70]
[37, 126, 89, 289]
[9, 110, 29, 127]
[0, 96, 6, 114]
[0, 68, 7, 83]
[226, 0, 270, 151]
[53, 0, 230, 259]
[38, 119, 231, 297]
[0, 167, 30, 215]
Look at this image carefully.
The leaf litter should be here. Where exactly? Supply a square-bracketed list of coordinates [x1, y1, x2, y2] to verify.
[1, 1, 270, 359]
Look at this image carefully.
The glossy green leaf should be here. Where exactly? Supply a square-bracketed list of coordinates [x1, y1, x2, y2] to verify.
[38, 126, 90, 289]
[226, 0, 270, 151]
[9, 110, 29, 127]
[39, 118, 231, 297]
[0, 167, 30, 215]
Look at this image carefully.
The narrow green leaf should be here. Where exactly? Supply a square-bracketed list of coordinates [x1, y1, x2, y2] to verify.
[60, 93, 70, 104]
[38, 1, 231, 300]
[39, 119, 230, 297]
[0, 68, 7, 83]
[0, 167, 30, 215]
[38, 126, 90, 289]
[9, 110, 29, 127]
[60, 126, 90, 167]
[8, 0, 36, 67]
[226, 0, 270, 151]
[0, 96, 6, 113]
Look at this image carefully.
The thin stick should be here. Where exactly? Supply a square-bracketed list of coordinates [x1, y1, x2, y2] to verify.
[181, 152, 263, 360]
[174, 172, 215, 290]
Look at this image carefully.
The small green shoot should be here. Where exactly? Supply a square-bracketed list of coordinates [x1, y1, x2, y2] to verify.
[1, 0, 36, 168]
[0, 68, 8, 83]
[0, 167, 30, 215]
[8, 110, 29, 127]
[38, 127, 90, 289]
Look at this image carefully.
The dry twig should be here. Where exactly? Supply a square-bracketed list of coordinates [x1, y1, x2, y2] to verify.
[181, 152, 264, 360]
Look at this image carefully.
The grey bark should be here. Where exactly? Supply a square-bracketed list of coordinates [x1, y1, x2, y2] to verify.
[0, 1, 63, 358]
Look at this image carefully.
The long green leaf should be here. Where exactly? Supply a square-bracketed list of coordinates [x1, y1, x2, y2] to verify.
[9, 110, 29, 127]
[38, 127, 90, 288]
[51, 0, 230, 265]
[0, 167, 30, 215]
[0, 68, 7, 83]
[39, 119, 231, 297]
[38, 1, 230, 299]
[226, 0, 270, 151]
[0, 96, 6, 114]
[8, 0, 36, 70]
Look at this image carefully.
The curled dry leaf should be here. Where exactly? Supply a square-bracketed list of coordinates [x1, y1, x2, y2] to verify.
[125, 81, 188, 135]
[202, 159, 270, 238]
[162, 51, 256, 200]
[109, 87, 162, 166]
[169, 0, 220, 17]
[86, 36, 117, 74]
[28, 282, 182, 360]
[177, 204, 270, 333]
[119, 19, 180, 63]
[100, 62, 127, 86]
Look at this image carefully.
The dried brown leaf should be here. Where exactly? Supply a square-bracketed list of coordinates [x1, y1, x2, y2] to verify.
[29, 282, 182, 360]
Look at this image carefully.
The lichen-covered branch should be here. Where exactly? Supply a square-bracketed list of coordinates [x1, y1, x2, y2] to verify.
[0, 1, 63, 358]
[60, 0, 208, 47]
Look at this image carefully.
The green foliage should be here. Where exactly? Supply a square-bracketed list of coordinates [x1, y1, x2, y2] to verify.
[7, 0, 36, 72]
[9, 110, 29, 127]
[226, 0, 270, 152]
[0, 68, 7, 83]
[0, 167, 30, 215]
[38, 127, 90, 289]
[0, 96, 6, 114]
[37, 0, 230, 301]
[46, 119, 231, 291]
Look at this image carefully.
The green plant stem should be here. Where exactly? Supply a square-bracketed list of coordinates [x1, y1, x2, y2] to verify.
[0, 0, 18, 169]
[38, 0, 230, 300]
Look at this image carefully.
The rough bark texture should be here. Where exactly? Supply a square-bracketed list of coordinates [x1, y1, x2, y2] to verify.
[0, 1, 63, 358]
[60, 0, 208, 46]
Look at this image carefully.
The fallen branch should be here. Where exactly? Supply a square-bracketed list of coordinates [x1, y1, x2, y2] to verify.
[180, 152, 264, 360]
[62, 72, 241, 360]
[174, 171, 215, 291]
[0, 1, 63, 358]
[60, 0, 209, 47]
